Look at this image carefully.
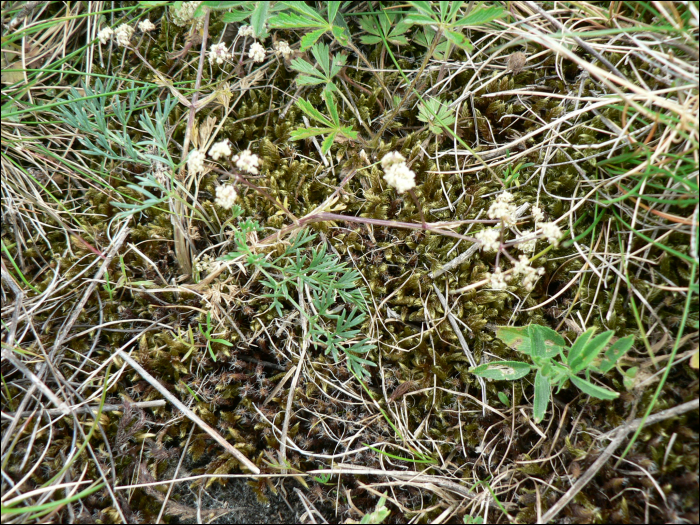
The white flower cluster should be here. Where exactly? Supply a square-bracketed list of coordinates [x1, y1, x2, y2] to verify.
[516, 229, 537, 253]
[540, 221, 563, 247]
[98, 27, 113, 45]
[138, 19, 156, 32]
[475, 228, 500, 252]
[488, 191, 517, 226]
[194, 253, 214, 273]
[208, 42, 231, 65]
[208, 140, 231, 161]
[238, 25, 255, 37]
[187, 149, 206, 175]
[273, 40, 293, 59]
[114, 24, 134, 47]
[215, 185, 237, 209]
[487, 267, 510, 290]
[248, 41, 266, 63]
[512, 255, 544, 291]
[233, 149, 260, 174]
[171, 2, 202, 28]
[381, 152, 416, 194]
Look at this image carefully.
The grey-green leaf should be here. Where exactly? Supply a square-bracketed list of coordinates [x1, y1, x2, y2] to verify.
[569, 375, 619, 400]
[533, 370, 551, 423]
[470, 361, 531, 381]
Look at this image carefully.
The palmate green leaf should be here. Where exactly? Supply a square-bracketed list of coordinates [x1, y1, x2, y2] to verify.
[324, 89, 339, 125]
[289, 60, 325, 84]
[269, 12, 325, 29]
[405, 13, 438, 25]
[569, 375, 619, 400]
[453, 6, 504, 26]
[418, 97, 456, 134]
[294, 98, 334, 127]
[221, 10, 253, 23]
[471, 361, 531, 381]
[360, 12, 410, 46]
[280, 0, 326, 24]
[321, 132, 337, 155]
[444, 28, 472, 50]
[289, 126, 334, 141]
[408, 1, 437, 19]
[327, 1, 341, 24]
[533, 370, 551, 423]
[300, 28, 327, 51]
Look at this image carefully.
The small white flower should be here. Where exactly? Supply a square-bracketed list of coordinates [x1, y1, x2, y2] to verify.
[98, 27, 113, 45]
[381, 151, 405, 170]
[187, 149, 206, 175]
[474, 228, 500, 252]
[487, 267, 510, 290]
[208, 42, 231, 65]
[233, 149, 260, 174]
[215, 185, 237, 209]
[273, 40, 293, 59]
[248, 41, 266, 63]
[531, 205, 545, 224]
[541, 222, 563, 246]
[138, 19, 156, 32]
[238, 25, 255, 37]
[383, 162, 416, 194]
[208, 140, 232, 161]
[516, 230, 537, 253]
[488, 191, 517, 226]
[114, 24, 134, 47]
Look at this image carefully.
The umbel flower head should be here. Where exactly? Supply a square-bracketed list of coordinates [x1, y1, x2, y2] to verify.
[248, 41, 266, 63]
[187, 149, 206, 175]
[114, 24, 134, 47]
[273, 40, 293, 59]
[540, 221, 563, 246]
[208, 43, 231, 65]
[381, 152, 416, 194]
[232, 149, 260, 174]
[98, 27, 113, 45]
[488, 191, 517, 226]
[208, 140, 231, 161]
[138, 19, 156, 33]
[215, 185, 237, 209]
[475, 228, 500, 252]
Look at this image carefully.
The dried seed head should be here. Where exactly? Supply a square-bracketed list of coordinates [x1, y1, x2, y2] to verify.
[507, 52, 527, 74]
